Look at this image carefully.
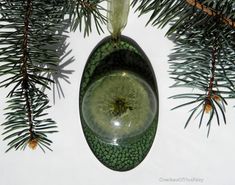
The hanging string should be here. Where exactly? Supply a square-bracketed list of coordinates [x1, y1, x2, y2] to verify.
[107, 0, 130, 39]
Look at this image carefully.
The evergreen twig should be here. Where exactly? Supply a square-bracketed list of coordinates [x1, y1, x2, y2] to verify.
[185, 0, 235, 28]
[69, 0, 107, 36]
[0, 0, 68, 152]
[0, 0, 107, 152]
[134, 0, 235, 135]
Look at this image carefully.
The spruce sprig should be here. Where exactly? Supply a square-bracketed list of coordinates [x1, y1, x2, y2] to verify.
[68, 0, 107, 36]
[0, 0, 107, 152]
[133, 0, 235, 135]
[0, 0, 67, 152]
[3, 89, 57, 152]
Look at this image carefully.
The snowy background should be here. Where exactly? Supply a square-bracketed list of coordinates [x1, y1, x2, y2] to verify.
[0, 7, 235, 185]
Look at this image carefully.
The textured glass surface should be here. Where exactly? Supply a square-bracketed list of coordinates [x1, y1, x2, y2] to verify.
[82, 71, 157, 144]
[107, 0, 130, 38]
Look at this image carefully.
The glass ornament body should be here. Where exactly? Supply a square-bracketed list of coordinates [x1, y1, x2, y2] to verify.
[79, 36, 159, 171]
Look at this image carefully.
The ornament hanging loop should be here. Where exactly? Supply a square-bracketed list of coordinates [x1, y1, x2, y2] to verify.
[107, 0, 130, 40]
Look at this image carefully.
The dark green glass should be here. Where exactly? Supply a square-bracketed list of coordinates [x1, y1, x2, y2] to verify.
[79, 35, 159, 171]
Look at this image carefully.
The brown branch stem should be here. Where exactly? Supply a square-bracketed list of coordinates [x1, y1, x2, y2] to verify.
[204, 47, 217, 113]
[186, 0, 235, 28]
[207, 47, 216, 98]
[21, 0, 34, 137]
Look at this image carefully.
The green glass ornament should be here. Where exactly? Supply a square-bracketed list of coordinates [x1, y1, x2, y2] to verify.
[79, 0, 158, 171]
[79, 35, 159, 171]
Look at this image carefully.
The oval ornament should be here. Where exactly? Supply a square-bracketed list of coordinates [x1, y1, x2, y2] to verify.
[79, 36, 159, 171]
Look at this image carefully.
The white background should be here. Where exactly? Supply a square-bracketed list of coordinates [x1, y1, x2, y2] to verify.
[1, 6, 235, 185]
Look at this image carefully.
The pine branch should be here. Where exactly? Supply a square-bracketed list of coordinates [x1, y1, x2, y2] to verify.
[3, 89, 57, 152]
[133, 0, 235, 35]
[0, 0, 68, 152]
[133, 0, 235, 134]
[0, 0, 107, 152]
[68, 0, 107, 36]
[169, 20, 235, 134]
[185, 0, 235, 28]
